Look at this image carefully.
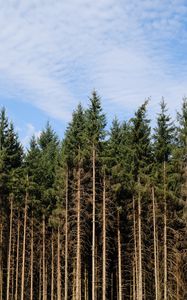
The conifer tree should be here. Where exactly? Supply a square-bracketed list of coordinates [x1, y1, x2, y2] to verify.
[153, 99, 175, 300]
[85, 91, 106, 300]
[63, 103, 86, 300]
[130, 100, 152, 300]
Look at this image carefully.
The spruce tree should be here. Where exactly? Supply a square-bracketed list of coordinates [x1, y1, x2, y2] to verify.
[153, 99, 175, 300]
[85, 91, 106, 300]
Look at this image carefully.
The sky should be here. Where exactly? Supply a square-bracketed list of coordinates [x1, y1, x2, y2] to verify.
[0, 0, 187, 147]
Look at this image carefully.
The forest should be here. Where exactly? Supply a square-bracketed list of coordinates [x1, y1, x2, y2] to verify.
[0, 91, 186, 300]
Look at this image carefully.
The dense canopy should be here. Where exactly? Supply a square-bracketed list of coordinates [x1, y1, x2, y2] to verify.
[0, 92, 186, 300]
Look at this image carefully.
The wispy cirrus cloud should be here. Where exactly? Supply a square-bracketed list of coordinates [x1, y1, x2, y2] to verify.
[0, 0, 187, 123]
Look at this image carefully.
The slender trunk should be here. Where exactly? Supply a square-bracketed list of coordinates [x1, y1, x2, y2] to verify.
[163, 161, 167, 300]
[6, 196, 13, 300]
[102, 173, 106, 300]
[11, 234, 16, 300]
[73, 258, 76, 300]
[21, 192, 28, 300]
[76, 164, 81, 300]
[133, 259, 136, 300]
[176, 251, 180, 300]
[117, 210, 122, 300]
[51, 230, 54, 300]
[0, 196, 3, 300]
[57, 226, 61, 300]
[39, 255, 42, 300]
[15, 211, 20, 300]
[156, 235, 160, 300]
[42, 215, 47, 300]
[152, 187, 159, 300]
[133, 196, 138, 300]
[92, 146, 96, 300]
[137, 178, 142, 300]
[30, 214, 34, 300]
[65, 169, 68, 300]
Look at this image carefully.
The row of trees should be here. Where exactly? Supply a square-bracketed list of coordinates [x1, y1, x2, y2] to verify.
[0, 92, 186, 299]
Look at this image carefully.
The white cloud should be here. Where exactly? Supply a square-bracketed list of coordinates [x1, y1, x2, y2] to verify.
[0, 0, 187, 121]
[21, 123, 41, 148]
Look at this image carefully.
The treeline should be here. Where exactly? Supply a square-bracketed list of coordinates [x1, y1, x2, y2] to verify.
[0, 91, 186, 300]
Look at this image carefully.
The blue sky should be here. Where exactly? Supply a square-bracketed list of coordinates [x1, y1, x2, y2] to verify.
[0, 0, 187, 147]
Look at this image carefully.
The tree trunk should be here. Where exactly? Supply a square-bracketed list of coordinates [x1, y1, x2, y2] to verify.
[15, 211, 20, 300]
[21, 192, 28, 300]
[57, 226, 61, 300]
[152, 187, 159, 300]
[137, 178, 142, 300]
[39, 255, 41, 300]
[6, 196, 13, 300]
[163, 161, 167, 300]
[73, 258, 76, 300]
[76, 164, 81, 300]
[133, 196, 138, 300]
[51, 230, 54, 300]
[42, 214, 47, 300]
[117, 209, 122, 300]
[30, 214, 34, 300]
[133, 259, 136, 300]
[0, 196, 3, 300]
[102, 173, 106, 300]
[65, 169, 68, 300]
[11, 234, 15, 300]
[92, 146, 96, 300]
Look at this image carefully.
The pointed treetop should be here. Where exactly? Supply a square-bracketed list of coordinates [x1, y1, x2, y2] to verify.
[86, 90, 106, 145]
[38, 121, 59, 150]
[154, 98, 175, 163]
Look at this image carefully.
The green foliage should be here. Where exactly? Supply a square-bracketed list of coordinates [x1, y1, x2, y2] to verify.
[63, 103, 86, 165]
[85, 90, 106, 148]
[0, 108, 23, 205]
[129, 100, 152, 181]
[153, 99, 175, 163]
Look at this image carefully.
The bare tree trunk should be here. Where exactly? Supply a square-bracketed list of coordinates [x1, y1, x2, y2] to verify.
[65, 169, 68, 300]
[11, 234, 16, 300]
[76, 164, 81, 300]
[0, 196, 3, 300]
[7, 196, 13, 300]
[117, 209, 122, 300]
[57, 226, 61, 300]
[15, 211, 20, 300]
[102, 173, 106, 300]
[51, 230, 54, 300]
[156, 236, 160, 300]
[30, 214, 34, 300]
[133, 196, 138, 300]
[152, 187, 159, 300]
[137, 178, 142, 300]
[176, 250, 180, 300]
[92, 146, 96, 300]
[133, 259, 136, 300]
[163, 161, 167, 300]
[21, 192, 28, 300]
[39, 255, 42, 300]
[42, 215, 47, 300]
[73, 258, 76, 300]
